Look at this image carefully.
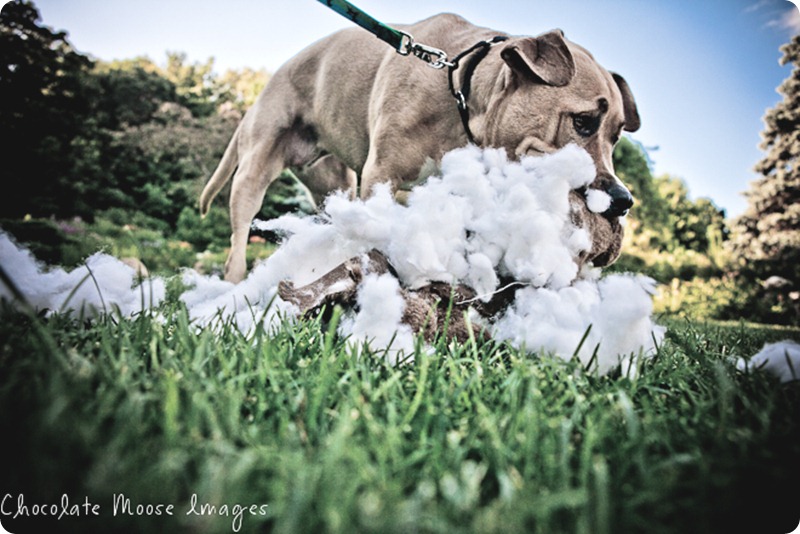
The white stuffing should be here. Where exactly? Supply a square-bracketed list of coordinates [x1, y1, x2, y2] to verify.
[491, 272, 663, 377]
[0, 144, 666, 375]
[585, 188, 613, 213]
[0, 232, 164, 316]
[736, 340, 800, 383]
[338, 273, 416, 365]
[319, 144, 593, 293]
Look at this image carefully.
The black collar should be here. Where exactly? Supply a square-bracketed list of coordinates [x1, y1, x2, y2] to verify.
[447, 36, 509, 145]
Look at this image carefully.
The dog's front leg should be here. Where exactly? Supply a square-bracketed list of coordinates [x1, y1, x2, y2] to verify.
[359, 143, 429, 199]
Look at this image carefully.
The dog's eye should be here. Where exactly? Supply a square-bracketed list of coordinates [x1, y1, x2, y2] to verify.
[572, 114, 600, 137]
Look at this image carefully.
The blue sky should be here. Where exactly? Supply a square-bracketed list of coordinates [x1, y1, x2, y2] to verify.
[32, 0, 800, 218]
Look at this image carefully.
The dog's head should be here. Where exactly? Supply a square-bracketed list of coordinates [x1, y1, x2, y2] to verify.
[483, 29, 640, 219]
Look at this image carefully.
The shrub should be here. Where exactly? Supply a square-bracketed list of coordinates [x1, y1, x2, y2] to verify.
[610, 246, 722, 284]
[175, 205, 231, 251]
[138, 238, 197, 273]
[654, 275, 763, 321]
[0, 217, 104, 267]
[93, 207, 171, 235]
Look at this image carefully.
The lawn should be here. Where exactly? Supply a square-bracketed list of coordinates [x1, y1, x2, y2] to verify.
[0, 298, 798, 534]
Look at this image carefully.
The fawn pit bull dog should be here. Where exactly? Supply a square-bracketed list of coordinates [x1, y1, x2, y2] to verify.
[200, 13, 640, 283]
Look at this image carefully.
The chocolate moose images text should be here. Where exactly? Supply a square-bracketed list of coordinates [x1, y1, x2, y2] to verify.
[1, 493, 269, 532]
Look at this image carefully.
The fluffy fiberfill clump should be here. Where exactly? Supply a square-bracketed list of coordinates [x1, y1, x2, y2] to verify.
[201, 144, 663, 374]
[736, 340, 800, 383]
[0, 231, 165, 316]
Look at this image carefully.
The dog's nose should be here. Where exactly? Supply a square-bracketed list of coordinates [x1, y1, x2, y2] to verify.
[604, 182, 634, 218]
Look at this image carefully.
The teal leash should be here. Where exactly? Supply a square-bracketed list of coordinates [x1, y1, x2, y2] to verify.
[318, 0, 408, 54]
[317, 0, 451, 68]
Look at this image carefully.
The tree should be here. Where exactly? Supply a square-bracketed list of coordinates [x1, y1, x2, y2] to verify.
[162, 51, 218, 117]
[107, 101, 242, 226]
[727, 35, 800, 324]
[613, 137, 669, 237]
[610, 138, 730, 285]
[93, 57, 178, 129]
[0, 0, 313, 247]
[0, 0, 96, 218]
[731, 35, 800, 287]
[216, 67, 270, 113]
[654, 174, 727, 254]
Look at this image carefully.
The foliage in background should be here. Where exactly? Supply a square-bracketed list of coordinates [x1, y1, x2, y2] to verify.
[105, 101, 241, 227]
[610, 138, 741, 321]
[0, 0, 96, 218]
[612, 138, 728, 267]
[0, 0, 311, 233]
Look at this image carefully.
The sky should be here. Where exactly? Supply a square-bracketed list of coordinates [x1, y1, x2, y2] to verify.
[30, 0, 800, 219]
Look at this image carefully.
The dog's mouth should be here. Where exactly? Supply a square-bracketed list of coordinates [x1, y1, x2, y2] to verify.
[586, 210, 624, 268]
[569, 189, 624, 267]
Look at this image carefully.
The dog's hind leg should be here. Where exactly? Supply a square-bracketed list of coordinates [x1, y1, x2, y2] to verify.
[225, 145, 286, 283]
[225, 114, 330, 283]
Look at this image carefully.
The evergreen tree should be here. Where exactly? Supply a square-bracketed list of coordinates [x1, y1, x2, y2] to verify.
[731, 35, 800, 287]
[733, 35, 800, 324]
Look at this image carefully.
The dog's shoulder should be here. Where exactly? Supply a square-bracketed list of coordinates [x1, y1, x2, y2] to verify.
[399, 13, 504, 48]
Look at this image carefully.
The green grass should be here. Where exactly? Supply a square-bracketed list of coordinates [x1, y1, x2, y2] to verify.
[0, 297, 798, 534]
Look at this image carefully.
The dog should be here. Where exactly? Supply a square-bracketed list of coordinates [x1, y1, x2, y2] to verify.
[200, 13, 640, 283]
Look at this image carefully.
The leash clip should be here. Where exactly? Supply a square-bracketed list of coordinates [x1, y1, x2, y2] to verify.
[395, 31, 414, 55]
[396, 30, 452, 69]
[412, 42, 453, 69]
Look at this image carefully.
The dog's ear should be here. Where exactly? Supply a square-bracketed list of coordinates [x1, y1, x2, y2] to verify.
[611, 73, 640, 132]
[501, 30, 575, 87]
